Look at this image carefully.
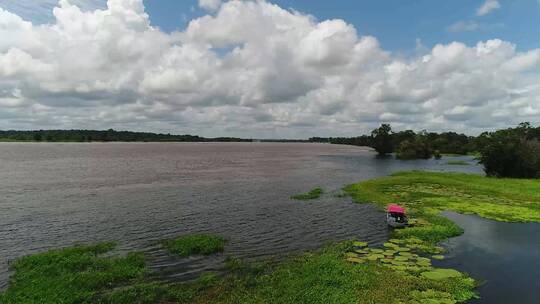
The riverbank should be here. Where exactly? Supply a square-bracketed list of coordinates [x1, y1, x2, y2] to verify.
[2, 171, 539, 303]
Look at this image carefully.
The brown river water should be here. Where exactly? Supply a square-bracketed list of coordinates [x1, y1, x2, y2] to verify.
[0, 142, 482, 288]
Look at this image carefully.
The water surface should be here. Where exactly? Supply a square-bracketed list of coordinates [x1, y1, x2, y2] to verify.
[436, 212, 540, 304]
[0, 142, 481, 287]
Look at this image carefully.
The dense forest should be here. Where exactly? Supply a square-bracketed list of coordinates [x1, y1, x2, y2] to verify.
[0, 129, 252, 143]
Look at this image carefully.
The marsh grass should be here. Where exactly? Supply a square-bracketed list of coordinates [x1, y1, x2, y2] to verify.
[0, 242, 145, 304]
[164, 234, 226, 257]
[0, 239, 476, 303]
[181, 242, 476, 304]
[344, 171, 540, 244]
[291, 187, 324, 200]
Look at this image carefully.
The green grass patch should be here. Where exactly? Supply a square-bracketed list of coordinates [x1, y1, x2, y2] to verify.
[98, 273, 220, 304]
[291, 187, 324, 200]
[0, 240, 476, 304]
[345, 171, 540, 244]
[187, 242, 475, 303]
[0, 242, 145, 304]
[164, 234, 226, 257]
[446, 160, 470, 166]
[101, 242, 476, 304]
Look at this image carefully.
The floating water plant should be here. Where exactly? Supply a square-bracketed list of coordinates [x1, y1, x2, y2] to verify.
[353, 241, 368, 247]
[421, 268, 463, 281]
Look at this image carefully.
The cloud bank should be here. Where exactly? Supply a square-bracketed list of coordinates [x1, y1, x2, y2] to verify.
[0, 0, 539, 137]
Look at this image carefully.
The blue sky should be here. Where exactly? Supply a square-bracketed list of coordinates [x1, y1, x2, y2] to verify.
[2, 0, 539, 52]
[143, 0, 540, 52]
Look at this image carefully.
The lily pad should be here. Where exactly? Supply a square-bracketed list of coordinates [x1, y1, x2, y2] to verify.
[369, 248, 384, 254]
[417, 260, 432, 267]
[398, 252, 413, 257]
[432, 255, 445, 260]
[367, 254, 385, 261]
[389, 239, 404, 244]
[395, 256, 409, 261]
[396, 247, 411, 252]
[383, 242, 398, 248]
[353, 241, 368, 247]
[420, 268, 462, 281]
[345, 252, 359, 258]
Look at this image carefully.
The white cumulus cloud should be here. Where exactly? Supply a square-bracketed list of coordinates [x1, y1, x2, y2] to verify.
[477, 0, 501, 16]
[0, 0, 539, 138]
[198, 0, 222, 11]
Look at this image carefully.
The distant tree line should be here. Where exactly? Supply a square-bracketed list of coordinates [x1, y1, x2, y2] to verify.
[310, 122, 540, 178]
[0, 129, 252, 143]
[310, 125, 475, 156]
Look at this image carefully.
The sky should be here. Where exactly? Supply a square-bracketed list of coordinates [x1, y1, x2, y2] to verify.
[0, 0, 539, 138]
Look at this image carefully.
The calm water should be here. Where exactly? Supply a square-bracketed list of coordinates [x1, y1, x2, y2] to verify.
[436, 212, 540, 304]
[0, 142, 481, 288]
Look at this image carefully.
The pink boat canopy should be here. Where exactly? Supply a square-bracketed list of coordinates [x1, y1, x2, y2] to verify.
[387, 204, 406, 214]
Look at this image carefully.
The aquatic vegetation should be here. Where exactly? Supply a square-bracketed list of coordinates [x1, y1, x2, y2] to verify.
[342, 171, 540, 301]
[1, 241, 476, 304]
[344, 171, 540, 246]
[164, 234, 226, 257]
[345, 241, 476, 303]
[421, 269, 463, 281]
[0, 242, 145, 304]
[352, 241, 368, 247]
[98, 273, 220, 304]
[290, 187, 324, 200]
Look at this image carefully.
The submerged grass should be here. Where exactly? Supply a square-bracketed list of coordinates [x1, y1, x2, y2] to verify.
[164, 234, 226, 257]
[291, 187, 324, 200]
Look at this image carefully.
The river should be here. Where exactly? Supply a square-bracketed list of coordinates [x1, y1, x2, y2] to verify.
[0, 142, 481, 288]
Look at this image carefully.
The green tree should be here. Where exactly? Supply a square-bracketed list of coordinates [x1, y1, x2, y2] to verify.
[371, 124, 394, 155]
[479, 122, 540, 178]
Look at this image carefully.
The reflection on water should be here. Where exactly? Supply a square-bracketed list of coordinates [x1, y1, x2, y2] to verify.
[0, 143, 481, 288]
[437, 212, 540, 304]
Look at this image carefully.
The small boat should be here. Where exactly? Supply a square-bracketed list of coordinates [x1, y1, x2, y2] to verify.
[386, 204, 408, 228]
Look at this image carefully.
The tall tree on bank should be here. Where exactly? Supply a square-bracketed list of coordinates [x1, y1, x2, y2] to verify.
[371, 124, 394, 156]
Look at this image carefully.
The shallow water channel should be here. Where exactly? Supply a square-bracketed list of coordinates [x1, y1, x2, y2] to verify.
[437, 212, 540, 303]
